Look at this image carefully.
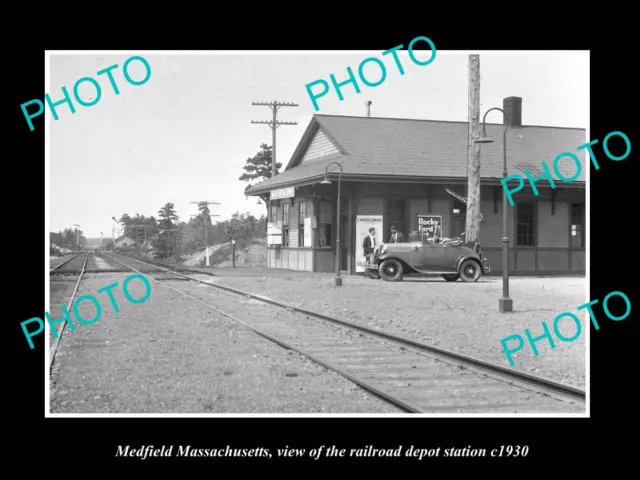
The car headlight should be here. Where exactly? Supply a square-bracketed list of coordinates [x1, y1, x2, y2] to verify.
[379, 245, 387, 255]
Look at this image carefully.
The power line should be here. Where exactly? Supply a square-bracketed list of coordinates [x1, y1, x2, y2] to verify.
[251, 101, 298, 178]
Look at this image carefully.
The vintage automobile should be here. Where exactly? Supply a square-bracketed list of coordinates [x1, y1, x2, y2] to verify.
[365, 232, 490, 282]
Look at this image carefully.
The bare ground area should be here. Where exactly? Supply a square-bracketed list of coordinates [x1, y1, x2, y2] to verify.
[50, 256, 68, 269]
[217, 242, 267, 268]
[214, 273, 587, 389]
[49, 272, 400, 414]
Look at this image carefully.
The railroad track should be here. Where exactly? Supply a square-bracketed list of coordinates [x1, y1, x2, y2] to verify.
[50, 251, 86, 273]
[103, 252, 585, 414]
[49, 251, 90, 366]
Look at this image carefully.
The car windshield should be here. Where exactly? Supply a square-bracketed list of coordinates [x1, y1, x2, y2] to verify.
[408, 231, 438, 245]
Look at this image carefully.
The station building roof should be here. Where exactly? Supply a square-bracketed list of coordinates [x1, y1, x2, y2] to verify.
[245, 114, 587, 196]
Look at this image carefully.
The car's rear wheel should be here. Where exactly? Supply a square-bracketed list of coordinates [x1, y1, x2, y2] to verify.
[442, 274, 459, 282]
[379, 259, 403, 282]
[459, 259, 481, 283]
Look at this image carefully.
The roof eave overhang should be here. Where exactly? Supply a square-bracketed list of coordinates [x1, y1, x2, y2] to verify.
[245, 174, 585, 196]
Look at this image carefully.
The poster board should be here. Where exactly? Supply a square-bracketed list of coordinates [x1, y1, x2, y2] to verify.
[355, 215, 383, 273]
[267, 222, 282, 245]
[417, 215, 442, 238]
[304, 217, 313, 247]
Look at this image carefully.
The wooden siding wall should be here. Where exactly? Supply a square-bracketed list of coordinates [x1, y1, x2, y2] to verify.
[358, 197, 383, 215]
[268, 248, 314, 271]
[299, 129, 340, 165]
[266, 182, 584, 276]
[478, 198, 501, 246]
[267, 197, 320, 271]
[538, 200, 569, 248]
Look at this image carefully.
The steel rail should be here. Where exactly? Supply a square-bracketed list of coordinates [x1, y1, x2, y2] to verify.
[108, 252, 585, 403]
[49, 251, 90, 368]
[50, 251, 85, 273]
[115, 252, 217, 277]
[103, 253, 418, 413]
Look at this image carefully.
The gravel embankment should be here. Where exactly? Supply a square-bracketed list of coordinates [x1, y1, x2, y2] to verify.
[49, 274, 81, 347]
[214, 273, 587, 389]
[49, 272, 400, 414]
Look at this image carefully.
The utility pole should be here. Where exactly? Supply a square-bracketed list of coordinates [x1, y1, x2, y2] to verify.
[190, 200, 220, 267]
[111, 217, 117, 247]
[465, 54, 482, 243]
[251, 101, 299, 178]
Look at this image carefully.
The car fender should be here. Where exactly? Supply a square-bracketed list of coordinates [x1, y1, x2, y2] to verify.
[455, 254, 486, 274]
[376, 255, 414, 273]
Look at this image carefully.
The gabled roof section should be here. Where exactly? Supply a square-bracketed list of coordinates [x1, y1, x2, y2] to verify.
[245, 114, 587, 195]
[285, 116, 347, 170]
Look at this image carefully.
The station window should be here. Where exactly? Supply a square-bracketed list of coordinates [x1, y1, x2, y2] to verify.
[269, 204, 277, 223]
[516, 202, 535, 246]
[570, 204, 584, 248]
[299, 201, 306, 247]
[318, 200, 332, 247]
[283, 203, 290, 247]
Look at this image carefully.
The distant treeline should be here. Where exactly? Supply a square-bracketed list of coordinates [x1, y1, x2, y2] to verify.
[50, 228, 85, 252]
[114, 203, 266, 259]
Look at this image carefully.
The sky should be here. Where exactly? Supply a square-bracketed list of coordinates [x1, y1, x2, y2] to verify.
[48, 51, 588, 238]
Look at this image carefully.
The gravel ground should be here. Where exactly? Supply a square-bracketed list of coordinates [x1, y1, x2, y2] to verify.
[49, 274, 81, 347]
[50, 256, 68, 269]
[213, 273, 587, 389]
[49, 272, 400, 414]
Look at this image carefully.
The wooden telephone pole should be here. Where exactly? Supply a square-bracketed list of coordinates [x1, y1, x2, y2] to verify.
[466, 54, 482, 242]
[251, 101, 298, 177]
[190, 201, 220, 267]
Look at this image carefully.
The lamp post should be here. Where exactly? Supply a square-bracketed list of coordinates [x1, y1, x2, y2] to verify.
[474, 107, 513, 313]
[321, 161, 344, 287]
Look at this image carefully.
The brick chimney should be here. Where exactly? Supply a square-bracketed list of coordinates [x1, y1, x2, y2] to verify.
[503, 96, 522, 126]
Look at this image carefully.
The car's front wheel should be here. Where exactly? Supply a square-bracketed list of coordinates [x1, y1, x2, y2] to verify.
[442, 274, 459, 282]
[459, 259, 481, 283]
[379, 259, 403, 282]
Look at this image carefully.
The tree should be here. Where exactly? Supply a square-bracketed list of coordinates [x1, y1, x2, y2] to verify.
[218, 212, 263, 248]
[158, 203, 179, 226]
[153, 203, 179, 258]
[239, 144, 282, 190]
[118, 213, 132, 238]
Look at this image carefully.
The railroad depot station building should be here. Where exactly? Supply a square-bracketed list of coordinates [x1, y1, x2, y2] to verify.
[245, 97, 586, 276]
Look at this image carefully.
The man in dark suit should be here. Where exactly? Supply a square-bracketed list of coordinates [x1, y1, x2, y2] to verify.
[362, 227, 378, 278]
[388, 225, 404, 243]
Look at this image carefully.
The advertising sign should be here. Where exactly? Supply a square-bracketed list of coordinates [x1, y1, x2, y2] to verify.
[304, 217, 313, 247]
[417, 215, 442, 237]
[267, 222, 282, 245]
[270, 187, 295, 200]
[355, 215, 383, 273]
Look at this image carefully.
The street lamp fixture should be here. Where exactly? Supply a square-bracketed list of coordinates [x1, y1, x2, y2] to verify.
[321, 161, 344, 287]
[475, 129, 494, 144]
[474, 107, 512, 313]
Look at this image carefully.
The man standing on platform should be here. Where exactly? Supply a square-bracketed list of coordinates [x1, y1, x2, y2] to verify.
[363, 227, 378, 279]
[388, 225, 404, 243]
